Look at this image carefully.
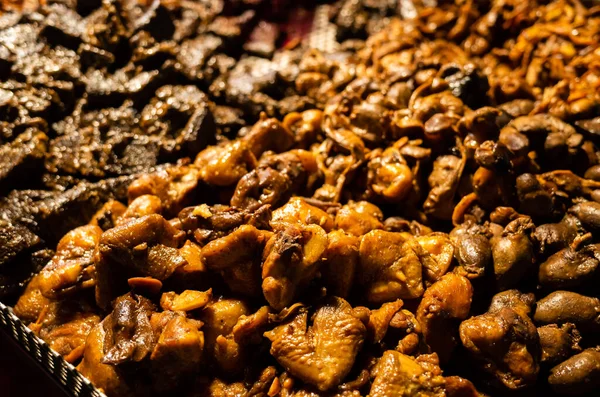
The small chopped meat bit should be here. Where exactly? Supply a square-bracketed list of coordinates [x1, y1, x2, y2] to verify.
[37, 224, 102, 299]
[548, 348, 600, 395]
[335, 200, 384, 236]
[368, 351, 445, 397]
[459, 292, 540, 390]
[231, 150, 318, 210]
[534, 291, 600, 332]
[358, 230, 424, 304]
[264, 297, 367, 391]
[320, 230, 360, 298]
[200, 299, 267, 375]
[78, 293, 203, 396]
[201, 224, 271, 297]
[538, 323, 582, 365]
[127, 163, 200, 217]
[272, 197, 335, 232]
[195, 140, 257, 187]
[95, 214, 186, 309]
[417, 273, 473, 362]
[492, 217, 536, 290]
[179, 202, 271, 245]
[262, 222, 327, 310]
[444, 376, 484, 397]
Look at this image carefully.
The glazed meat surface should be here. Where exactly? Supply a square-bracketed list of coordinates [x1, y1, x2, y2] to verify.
[3, 0, 600, 396]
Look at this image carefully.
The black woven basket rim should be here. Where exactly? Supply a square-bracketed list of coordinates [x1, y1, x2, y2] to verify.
[0, 301, 106, 397]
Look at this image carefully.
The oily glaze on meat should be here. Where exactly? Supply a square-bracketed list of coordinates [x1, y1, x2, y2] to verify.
[3, 0, 600, 396]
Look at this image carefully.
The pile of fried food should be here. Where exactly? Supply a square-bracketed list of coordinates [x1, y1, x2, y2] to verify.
[4, 0, 600, 395]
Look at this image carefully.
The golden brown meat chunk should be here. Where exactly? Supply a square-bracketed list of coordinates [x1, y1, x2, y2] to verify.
[320, 230, 360, 298]
[459, 299, 540, 390]
[241, 116, 295, 157]
[262, 223, 327, 310]
[79, 293, 203, 396]
[119, 195, 163, 223]
[37, 224, 102, 299]
[538, 323, 582, 365]
[95, 214, 186, 309]
[27, 298, 100, 363]
[534, 291, 600, 332]
[424, 153, 466, 220]
[417, 273, 473, 362]
[231, 150, 318, 210]
[13, 275, 51, 324]
[179, 203, 272, 245]
[148, 312, 205, 394]
[195, 140, 257, 186]
[492, 217, 536, 290]
[369, 351, 445, 397]
[201, 225, 271, 297]
[265, 297, 367, 391]
[548, 348, 600, 395]
[367, 299, 404, 344]
[368, 142, 415, 203]
[199, 299, 267, 375]
[358, 230, 424, 304]
[444, 376, 484, 397]
[415, 233, 455, 284]
[335, 201, 384, 236]
[272, 197, 335, 232]
[128, 162, 200, 216]
[90, 200, 127, 231]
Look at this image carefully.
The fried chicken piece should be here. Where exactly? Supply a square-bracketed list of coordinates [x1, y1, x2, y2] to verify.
[78, 317, 140, 397]
[201, 225, 271, 297]
[424, 153, 466, 221]
[368, 143, 414, 203]
[160, 289, 212, 312]
[128, 162, 200, 216]
[450, 222, 492, 280]
[13, 275, 51, 324]
[95, 214, 186, 309]
[321, 230, 360, 298]
[369, 351, 445, 397]
[444, 376, 483, 397]
[90, 200, 127, 231]
[262, 223, 327, 310]
[79, 293, 204, 396]
[416, 233, 455, 284]
[459, 292, 540, 390]
[179, 203, 272, 245]
[417, 274, 473, 362]
[36, 224, 102, 299]
[272, 197, 335, 232]
[101, 293, 157, 365]
[358, 230, 424, 304]
[149, 312, 204, 394]
[231, 150, 318, 210]
[539, 242, 600, 289]
[367, 299, 404, 344]
[25, 298, 100, 363]
[200, 299, 253, 375]
[195, 140, 257, 187]
[488, 289, 535, 318]
[335, 201, 384, 236]
[241, 116, 295, 157]
[264, 297, 367, 391]
[119, 194, 163, 223]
